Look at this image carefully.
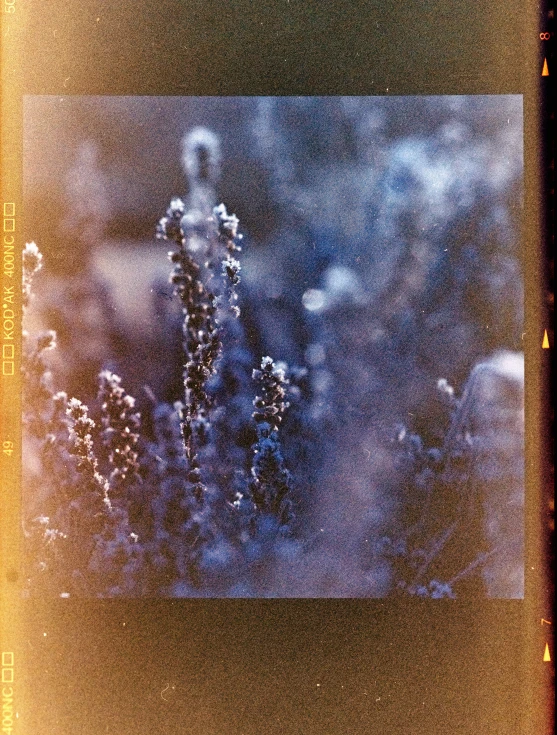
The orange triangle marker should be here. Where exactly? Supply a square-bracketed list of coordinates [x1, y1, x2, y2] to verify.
[542, 330, 550, 349]
[543, 643, 551, 662]
[542, 58, 549, 76]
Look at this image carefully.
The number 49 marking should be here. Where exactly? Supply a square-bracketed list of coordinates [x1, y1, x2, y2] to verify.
[3, 441, 14, 456]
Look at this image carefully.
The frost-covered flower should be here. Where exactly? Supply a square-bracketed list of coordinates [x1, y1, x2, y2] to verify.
[252, 356, 289, 431]
[98, 371, 141, 491]
[156, 197, 187, 243]
[66, 397, 111, 506]
[214, 203, 240, 243]
[249, 357, 293, 529]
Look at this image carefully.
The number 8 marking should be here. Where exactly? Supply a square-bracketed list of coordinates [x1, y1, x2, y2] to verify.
[540, 32, 551, 40]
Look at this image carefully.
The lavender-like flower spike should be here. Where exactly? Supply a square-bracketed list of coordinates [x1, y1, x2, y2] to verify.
[249, 357, 294, 527]
[215, 203, 242, 317]
[221, 255, 241, 318]
[66, 398, 112, 510]
[22, 241, 51, 438]
[252, 357, 289, 430]
[156, 198, 185, 244]
[214, 203, 241, 247]
[98, 371, 141, 492]
[158, 187, 221, 497]
[22, 241, 43, 310]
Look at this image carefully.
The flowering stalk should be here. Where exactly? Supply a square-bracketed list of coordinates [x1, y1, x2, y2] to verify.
[98, 370, 141, 494]
[157, 181, 244, 501]
[62, 393, 143, 596]
[22, 241, 43, 310]
[215, 203, 242, 318]
[249, 357, 294, 528]
[66, 398, 112, 512]
[22, 242, 56, 437]
[157, 197, 220, 499]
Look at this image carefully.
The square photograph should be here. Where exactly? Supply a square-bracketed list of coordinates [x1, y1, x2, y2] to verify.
[22, 95, 524, 598]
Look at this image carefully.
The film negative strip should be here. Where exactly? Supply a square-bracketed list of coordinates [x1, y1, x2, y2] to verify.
[1, 1, 554, 733]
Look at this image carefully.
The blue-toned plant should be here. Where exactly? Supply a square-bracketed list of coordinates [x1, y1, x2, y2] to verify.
[248, 357, 294, 530]
[98, 370, 141, 494]
[23, 244, 142, 596]
[22, 122, 520, 598]
[152, 142, 250, 590]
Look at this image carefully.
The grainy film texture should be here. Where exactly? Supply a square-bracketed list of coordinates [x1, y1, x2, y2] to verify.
[22, 96, 524, 598]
